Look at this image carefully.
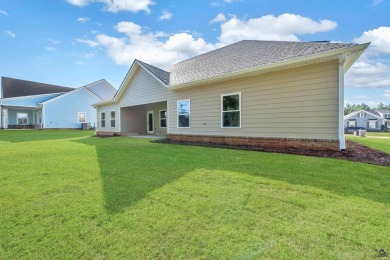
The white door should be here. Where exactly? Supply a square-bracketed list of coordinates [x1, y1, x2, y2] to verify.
[3, 109, 8, 129]
[147, 111, 154, 134]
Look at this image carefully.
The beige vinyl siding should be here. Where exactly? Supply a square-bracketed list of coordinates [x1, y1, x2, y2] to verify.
[119, 67, 171, 107]
[96, 104, 120, 132]
[167, 60, 339, 140]
[97, 60, 340, 140]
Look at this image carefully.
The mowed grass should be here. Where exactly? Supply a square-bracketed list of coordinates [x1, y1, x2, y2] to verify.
[0, 130, 389, 259]
[347, 132, 390, 153]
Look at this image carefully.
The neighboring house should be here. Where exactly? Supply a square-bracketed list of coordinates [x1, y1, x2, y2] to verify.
[94, 40, 369, 151]
[0, 77, 116, 129]
[344, 109, 390, 131]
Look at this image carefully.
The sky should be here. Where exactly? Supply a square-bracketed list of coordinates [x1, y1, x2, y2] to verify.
[0, 0, 389, 106]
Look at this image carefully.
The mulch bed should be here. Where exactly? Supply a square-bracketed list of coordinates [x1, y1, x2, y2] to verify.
[155, 139, 390, 166]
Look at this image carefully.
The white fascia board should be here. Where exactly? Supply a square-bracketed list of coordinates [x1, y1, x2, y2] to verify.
[167, 43, 370, 90]
[0, 92, 66, 101]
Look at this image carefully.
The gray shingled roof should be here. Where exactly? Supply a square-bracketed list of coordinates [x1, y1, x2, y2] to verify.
[368, 110, 381, 117]
[1, 77, 74, 98]
[167, 40, 356, 85]
[137, 60, 170, 85]
[135, 40, 357, 86]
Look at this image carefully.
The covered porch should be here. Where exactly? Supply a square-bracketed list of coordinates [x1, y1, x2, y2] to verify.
[1, 105, 42, 129]
[120, 101, 167, 136]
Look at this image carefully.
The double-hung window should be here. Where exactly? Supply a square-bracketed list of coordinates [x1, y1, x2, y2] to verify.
[160, 110, 167, 128]
[177, 100, 190, 128]
[222, 93, 241, 127]
[110, 111, 115, 127]
[101, 112, 106, 128]
[78, 112, 86, 123]
[369, 120, 376, 129]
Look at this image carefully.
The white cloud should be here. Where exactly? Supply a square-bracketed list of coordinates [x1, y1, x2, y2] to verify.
[76, 38, 99, 47]
[352, 95, 369, 100]
[93, 21, 217, 68]
[76, 60, 85, 65]
[47, 39, 61, 45]
[384, 90, 390, 99]
[5, 30, 15, 38]
[46, 46, 56, 51]
[353, 27, 390, 54]
[66, 0, 155, 13]
[219, 13, 337, 44]
[158, 10, 172, 21]
[0, 9, 8, 15]
[78, 17, 90, 23]
[79, 13, 338, 69]
[372, 0, 384, 5]
[66, 0, 91, 7]
[209, 13, 226, 24]
[345, 61, 390, 88]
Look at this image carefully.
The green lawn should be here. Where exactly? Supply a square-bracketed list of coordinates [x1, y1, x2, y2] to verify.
[0, 130, 389, 259]
[347, 133, 390, 154]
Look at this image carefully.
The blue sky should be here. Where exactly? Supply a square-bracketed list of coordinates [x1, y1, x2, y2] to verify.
[1, 0, 389, 106]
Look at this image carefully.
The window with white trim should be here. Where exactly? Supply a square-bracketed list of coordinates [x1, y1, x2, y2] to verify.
[358, 112, 365, 117]
[222, 93, 241, 127]
[369, 120, 376, 128]
[17, 113, 28, 125]
[110, 111, 115, 127]
[78, 112, 86, 123]
[387, 122, 390, 128]
[160, 110, 167, 128]
[177, 100, 190, 128]
[348, 121, 356, 127]
[384, 114, 390, 118]
[101, 112, 106, 128]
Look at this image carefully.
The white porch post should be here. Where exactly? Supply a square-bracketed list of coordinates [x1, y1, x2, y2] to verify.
[338, 53, 347, 151]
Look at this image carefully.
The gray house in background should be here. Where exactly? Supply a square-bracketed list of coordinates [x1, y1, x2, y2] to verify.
[344, 109, 390, 131]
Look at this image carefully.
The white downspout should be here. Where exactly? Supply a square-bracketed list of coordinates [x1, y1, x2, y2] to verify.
[338, 53, 347, 151]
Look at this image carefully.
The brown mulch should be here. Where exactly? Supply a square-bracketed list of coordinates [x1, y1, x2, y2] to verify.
[155, 139, 390, 166]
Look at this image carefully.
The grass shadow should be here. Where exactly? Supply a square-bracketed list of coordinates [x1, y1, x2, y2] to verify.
[74, 136, 390, 214]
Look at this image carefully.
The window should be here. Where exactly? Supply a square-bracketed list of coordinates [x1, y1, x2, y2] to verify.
[110, 111, 115, 127]
[369, 120, 376, 128]
[348, 121, 356, 127]
[101, 112, 106, 128]
[78, 112, 86, 123]
[17, 113, 28, 125]
[387, 122, 390, 128]
[384, 114, 390, 118]
[177, 100, 190, 128]
[358, 112, 365, 117]
[222, 93, 241, 127]
[160, 110, 167, 128]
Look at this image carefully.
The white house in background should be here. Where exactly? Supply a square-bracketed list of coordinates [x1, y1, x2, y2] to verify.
[93, 40, 369, 151]
[0, 77, 116, 129]
[344, 109, 390, 131]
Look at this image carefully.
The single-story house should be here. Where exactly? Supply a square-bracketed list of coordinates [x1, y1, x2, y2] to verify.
[0, 77, 116, 129]
[344, 109, 390, 131]
[94, 40, 369, 151]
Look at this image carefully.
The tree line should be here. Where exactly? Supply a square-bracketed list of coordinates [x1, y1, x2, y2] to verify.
[344, 103, 390, 115]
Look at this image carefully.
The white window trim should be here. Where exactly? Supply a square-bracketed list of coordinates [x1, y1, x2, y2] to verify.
[100, 111, 106, 128]
[348, 120, 356, 127]
[359, 112, 365, 117]
[110, 110, 116, 128]
[387, 122, 390, 128]
[78, 112, 87, 123]
[159, 109, 167, 128]
[368, 120, 376, 128]
[221, 92, 241, 128]
[177, 99, 190, 128]
[16, 112, 28, 125]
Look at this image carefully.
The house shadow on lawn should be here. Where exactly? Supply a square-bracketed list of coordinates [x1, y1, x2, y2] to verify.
[75, 136, 390, 214]
[0, 129, 94, 143]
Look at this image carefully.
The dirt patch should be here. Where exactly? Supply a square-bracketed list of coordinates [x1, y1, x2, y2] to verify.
[155, 139, 390, 166]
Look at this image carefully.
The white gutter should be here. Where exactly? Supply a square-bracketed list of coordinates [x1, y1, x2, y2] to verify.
[338, 53, 347, 151]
